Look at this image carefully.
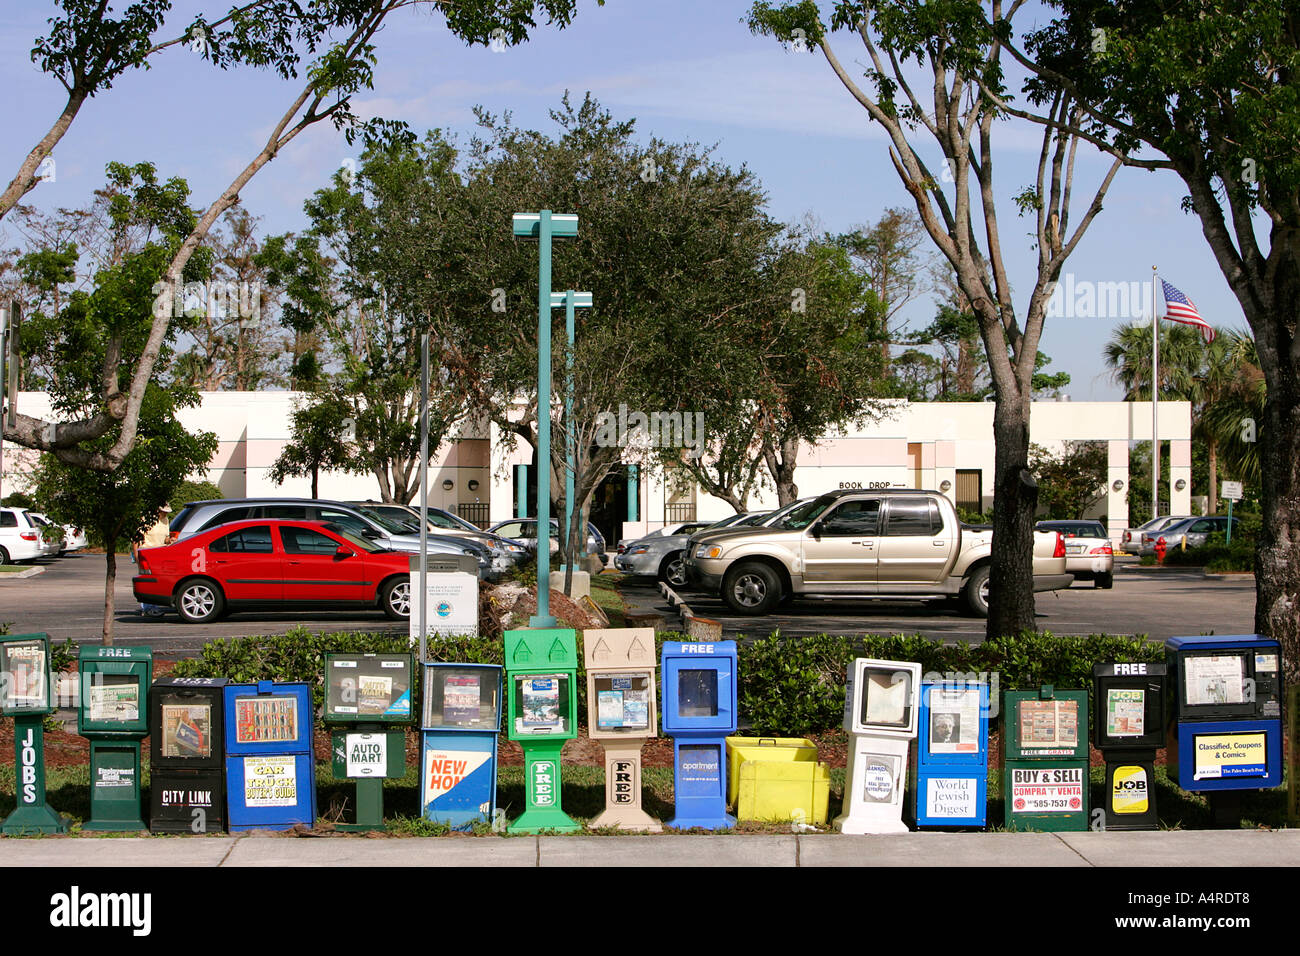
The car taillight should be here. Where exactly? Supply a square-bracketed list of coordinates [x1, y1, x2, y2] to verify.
[138, 555, 151, 573]
[1089, 544, 1113, 555]
[1053, 533, 1066, 558]
[1122, 531, 1131, 542]
[19, 531, 37, 541]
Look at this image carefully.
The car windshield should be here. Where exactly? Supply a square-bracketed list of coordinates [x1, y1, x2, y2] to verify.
[735, 512, 773, 527]
[357, 507, 414, 535]
[772, 495, 837, 531]
[1040, 522, 1105, 537]
[319, 523, 385, 553]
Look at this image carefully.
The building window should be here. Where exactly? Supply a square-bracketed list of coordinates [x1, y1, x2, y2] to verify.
[955, 470, 982, 513]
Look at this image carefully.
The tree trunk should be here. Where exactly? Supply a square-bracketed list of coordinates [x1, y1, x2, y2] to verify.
[762, 437, 800, 507]
[311, 465, 319, 499]
[986, 394, 1039, 638]
[103, 546, 117, 646]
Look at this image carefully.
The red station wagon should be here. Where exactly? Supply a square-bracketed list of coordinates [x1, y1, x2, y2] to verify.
[132, 519, 415, 623]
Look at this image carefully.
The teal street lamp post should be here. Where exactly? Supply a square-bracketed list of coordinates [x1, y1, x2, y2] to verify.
[551, 290, 593, 576]
[512, 211, 579, 627]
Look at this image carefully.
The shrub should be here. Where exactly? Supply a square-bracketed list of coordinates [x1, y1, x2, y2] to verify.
[169, 479, 224, 512]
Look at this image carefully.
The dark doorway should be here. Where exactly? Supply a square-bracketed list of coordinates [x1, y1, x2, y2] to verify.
[589, 466, 629, 547]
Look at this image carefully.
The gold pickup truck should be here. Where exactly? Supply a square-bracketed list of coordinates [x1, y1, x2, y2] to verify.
[683, 489, 1072, 617]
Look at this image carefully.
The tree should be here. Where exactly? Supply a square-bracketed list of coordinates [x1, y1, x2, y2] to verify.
[749, 0, 1122, 637]
[1030, 441, 1107, 518]
[1009, 0, 1300, 686]
[4, 0, 596, 472]
[267, 395, 363, 498]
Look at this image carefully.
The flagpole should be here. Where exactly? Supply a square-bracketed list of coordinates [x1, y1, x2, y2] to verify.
[1152, 266, 1160, 520]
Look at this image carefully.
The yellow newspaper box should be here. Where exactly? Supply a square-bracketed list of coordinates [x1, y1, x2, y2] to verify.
[725, 736, 831, 825]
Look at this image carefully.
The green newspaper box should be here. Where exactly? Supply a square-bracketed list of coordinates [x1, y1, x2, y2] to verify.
[505, 628, 579, 833]
[1, 633, 69, 834]
[1003, 685, 1089, 832]
[78, 644, 153, 830]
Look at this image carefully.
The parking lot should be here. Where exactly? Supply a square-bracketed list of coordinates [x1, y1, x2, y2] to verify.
[0, 552, 1257, 656]
[619, 559, 1257, 644]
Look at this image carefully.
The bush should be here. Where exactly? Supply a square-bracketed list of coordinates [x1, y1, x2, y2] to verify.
[169, 479, 224, 512]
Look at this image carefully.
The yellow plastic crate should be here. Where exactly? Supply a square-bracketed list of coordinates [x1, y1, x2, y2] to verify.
[725, 737, 829, 823]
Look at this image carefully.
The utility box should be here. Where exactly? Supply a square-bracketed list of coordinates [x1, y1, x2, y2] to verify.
[77, 645, 152, 831]
[421, 662, 503, 828]
[1003, 686, 1089, 832]
[1165, 634, 1283, 826]
[0, 633, 68, 834]
[324, 653, 413, 830]
[224, 681, 317, 831]
[1093, 662, 1166, 830]
[662, 640, 738, 830]
[834, 658, 921, 834]
[150, 677, 229, 833]
[585, 627, 660, 831]
[726, 737, 829, 825]
[912, 680, 990, 828]
[505, 628, 580, 833]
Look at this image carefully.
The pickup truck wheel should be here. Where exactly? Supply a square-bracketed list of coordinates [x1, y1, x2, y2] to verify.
[722, 562, 781, 615]
[1095, 571, 1114, 590]
[963, 565, 991, 618]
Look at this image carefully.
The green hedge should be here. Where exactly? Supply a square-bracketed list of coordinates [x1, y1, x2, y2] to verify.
[171, 627, 1164, 736]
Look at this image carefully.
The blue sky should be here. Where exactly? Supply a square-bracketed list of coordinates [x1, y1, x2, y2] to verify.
[1, 0, 1250, 400]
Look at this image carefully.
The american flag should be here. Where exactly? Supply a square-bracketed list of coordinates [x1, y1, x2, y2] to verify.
[1161, 279, 1215, 342]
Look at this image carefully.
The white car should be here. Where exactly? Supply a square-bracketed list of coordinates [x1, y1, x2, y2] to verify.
[1035, 519, 1114, 589]
[0, 507, 46, 564]
[25, 513, 66, 557]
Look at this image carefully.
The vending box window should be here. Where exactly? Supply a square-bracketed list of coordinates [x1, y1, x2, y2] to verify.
[77, 645, 152, 831]
[504, 628, 581, 833]
[150, 677, 230, 833]
[224, 681, 317, 831]
[0, 633, 68, 834]
[585, 628, 661, 831]
[911, 680, 989, 828]
[835, 658, 921, 834]
[1165, 636, 1283, 823]
[421, 662, 503, 828]
[1002, 686, 1089, 832]
[661, 640, 738, 830]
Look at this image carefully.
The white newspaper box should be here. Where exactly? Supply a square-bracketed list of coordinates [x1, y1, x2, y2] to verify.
[409, 555, 480, 643]
[834, 658, 922, 835]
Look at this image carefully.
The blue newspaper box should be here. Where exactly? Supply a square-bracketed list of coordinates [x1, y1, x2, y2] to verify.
[224, 681, 317, 831]
[661, 640, 737, 830]
[1165, 635, 1283, 813]
[420, 663, 503, 829]
[912, 680, 989, 828]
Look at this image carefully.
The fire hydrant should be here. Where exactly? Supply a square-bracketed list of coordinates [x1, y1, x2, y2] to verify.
[1154, 537, 1167, 564]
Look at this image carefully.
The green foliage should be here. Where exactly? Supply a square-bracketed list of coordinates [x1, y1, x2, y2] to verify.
[0, 493, 35, 510]
[169, 479, 223, 512]
[1030, 441, 1107, 519]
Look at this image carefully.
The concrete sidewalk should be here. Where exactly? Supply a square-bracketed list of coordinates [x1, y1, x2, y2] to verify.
[0, 829, 1296, 866]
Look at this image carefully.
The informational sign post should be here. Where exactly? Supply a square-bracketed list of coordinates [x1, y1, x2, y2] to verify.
[409, 554, 479, 643]
[1002, 686, 1089, 832]
[0, 633, 69, 834]
[1166, 634, 1284, 827]
[911, 680, 989, 828]
[662, 640, 738, 830]
[224, 681, 316, 831]
[77, 645, 152, 831]
[1093, 662, 1166, 830]
[505, 628, 580, 833]
[835, 658, 922, 834]
[585, 628, 660, 831]
[324, 654, 413, 831]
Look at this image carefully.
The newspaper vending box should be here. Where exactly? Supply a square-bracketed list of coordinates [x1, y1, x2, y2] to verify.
[1093, 662, 1167, 830]
[834, 658, 921, 834]
[661, 640, 738, 830]
[224, 681, 317, 831]
[505, 628, 580, 833]
[150, 677, 230, 833]
[1003, 685, 1089, 832]
[911, 678, 989, 828]
[0, 633, 69, 834]
[77, 644, 152, 830]
[421, 662, 503, 828]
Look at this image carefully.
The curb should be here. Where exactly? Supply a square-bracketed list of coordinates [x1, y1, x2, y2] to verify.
[0, 565, 45, 580]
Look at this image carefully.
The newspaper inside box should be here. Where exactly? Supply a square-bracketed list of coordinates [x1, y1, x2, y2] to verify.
[512, 673, 571, 735]
[423, 665, 501, 730]
[325, 654, 413, 723]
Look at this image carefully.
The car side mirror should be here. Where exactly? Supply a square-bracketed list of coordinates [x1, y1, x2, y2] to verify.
[360, 528, 379, 538]
[335, 546, 354, 559]
[810, 525, 822, 541]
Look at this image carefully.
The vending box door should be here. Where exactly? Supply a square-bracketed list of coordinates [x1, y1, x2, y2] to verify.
[225, 752, 317, 831]
[509, 672, 576, 739]
[0, 634, 53, 716]
[918, 682, 989, 768]
[150, 770, 226, 834]
[845, 660, 922, 738]
[1004, 689, 1089, 763]
[78, 646, 152, 736]
[151, 678, 229, 771]
[224, 682, 314, 756]
[589, 670, 657, 739]
[1172, 717, 1283, 791]
[324, 654, 414, 725]
[422, 663, 503, 732]
[1092, 663, 1167, 751]
[1165, 636, 1282, 722]
[661, 641, 738, 735]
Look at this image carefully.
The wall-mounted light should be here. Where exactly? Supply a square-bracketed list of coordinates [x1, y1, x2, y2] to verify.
[939, 479, 952, 492]
[442, 479, 454, 491]
[1175, 478, 1187, 492]
[1112, 479, 1125, 492]
[468, 479, 480, 492]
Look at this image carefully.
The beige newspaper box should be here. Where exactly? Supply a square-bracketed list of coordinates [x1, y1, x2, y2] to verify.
[584, 628, 661, 832]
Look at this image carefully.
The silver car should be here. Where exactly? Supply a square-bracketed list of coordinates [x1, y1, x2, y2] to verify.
[350, 501, 529, 568]
[1151, 515, 1241, 552]
[1035, 519, 1114, 588]
[168, 498, 498, 577]
[1122, 515, 1191, 555]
